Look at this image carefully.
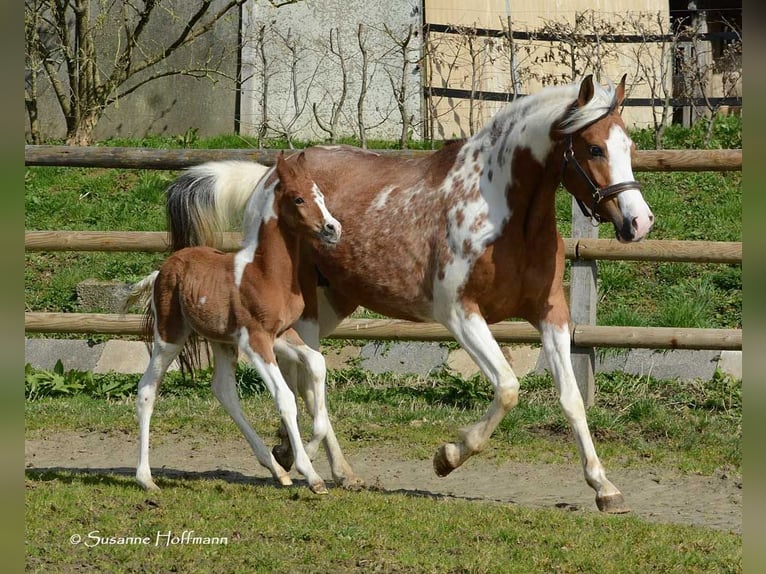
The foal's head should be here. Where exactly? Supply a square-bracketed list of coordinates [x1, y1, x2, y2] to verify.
[274, 152, 342, 245]
[557, 75, 654, 243]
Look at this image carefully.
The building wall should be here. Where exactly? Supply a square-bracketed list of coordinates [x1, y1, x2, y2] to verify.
[238, 0, 423, 143]
[27, 0, 240, 143]
[423, 0, 672, 137]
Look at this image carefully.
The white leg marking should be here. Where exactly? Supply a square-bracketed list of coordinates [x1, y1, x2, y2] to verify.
[136, 338, 184, 491]
[433, 307, 520, 475]
[284, 314, 363, 486]
[209, 343, 292, 486]
[540, 321, 625, 508]
[238, 330, 327, 494]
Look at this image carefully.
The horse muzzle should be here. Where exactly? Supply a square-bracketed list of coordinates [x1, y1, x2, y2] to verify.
[319, 220, 342, 245]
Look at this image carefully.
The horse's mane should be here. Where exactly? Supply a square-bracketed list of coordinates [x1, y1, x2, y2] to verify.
[474, 79, 619, 142]
[241, 165, 278, 247]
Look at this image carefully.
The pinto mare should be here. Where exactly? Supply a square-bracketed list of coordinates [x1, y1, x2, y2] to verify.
[124, 152, 341, 495]
[166, 75, 654, 512]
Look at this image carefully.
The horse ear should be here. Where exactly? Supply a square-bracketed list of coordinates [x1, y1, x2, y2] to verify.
[577, 74, 595, 107]
[616, 74, 627, 107]
[296, 151, 307, 168]
[275, 151, 296, 187]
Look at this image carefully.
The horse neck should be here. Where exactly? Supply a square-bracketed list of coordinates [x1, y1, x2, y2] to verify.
[246, 220, 302, 285]
[461, 114, 564, 238]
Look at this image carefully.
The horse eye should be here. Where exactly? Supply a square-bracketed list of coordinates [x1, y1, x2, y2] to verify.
[294, 197, 305, 205]
[589, 145, 604, 157]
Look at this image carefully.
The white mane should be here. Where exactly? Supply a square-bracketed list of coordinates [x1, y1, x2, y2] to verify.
[241, 165, 278, 248]
[474, 79, 619, 144]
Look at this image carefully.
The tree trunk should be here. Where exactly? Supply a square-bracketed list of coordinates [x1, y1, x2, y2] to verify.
[65, 112, 100, 146]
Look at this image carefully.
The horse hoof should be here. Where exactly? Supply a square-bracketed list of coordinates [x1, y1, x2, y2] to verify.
[596, 492, 630, 514]
[310, 480, 329, 495]
[338, 475, 365, 491]
[276, 475, 294, 487]
[137, 477, 160, 491]
[433, 443, 460, 477]
[272, 445, 294, 472]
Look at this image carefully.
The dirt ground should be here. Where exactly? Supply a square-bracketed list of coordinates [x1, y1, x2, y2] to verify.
[25, 430, 742, 534]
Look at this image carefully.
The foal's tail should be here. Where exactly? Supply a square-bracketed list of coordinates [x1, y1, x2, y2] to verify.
[120, 270, 160, 342]
[120, 269, 208, 377]
[166, 160, 271, 250]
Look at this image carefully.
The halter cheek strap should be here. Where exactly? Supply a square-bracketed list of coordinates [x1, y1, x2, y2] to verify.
[562, 135, 641, 224]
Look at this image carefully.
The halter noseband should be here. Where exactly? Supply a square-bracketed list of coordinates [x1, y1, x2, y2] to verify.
[562, 135, 641, 224]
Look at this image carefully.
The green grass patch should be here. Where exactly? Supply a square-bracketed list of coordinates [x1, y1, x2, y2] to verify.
[25, 367, 741, 476]
[25, 471, 741, 573]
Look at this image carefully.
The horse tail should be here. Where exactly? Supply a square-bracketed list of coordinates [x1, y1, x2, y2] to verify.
[118, 270, 160, 354]
[120, 269, 208, 379]
[166, 160, 271, 250]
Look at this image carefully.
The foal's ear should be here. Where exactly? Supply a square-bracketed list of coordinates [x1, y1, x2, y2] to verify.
[616, 74, 627, 107]
[275, 151, 296, 183]
[577, 74, 595, 107]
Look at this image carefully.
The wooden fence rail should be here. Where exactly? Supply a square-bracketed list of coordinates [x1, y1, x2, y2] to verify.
[24, 313, 742, 351]
[24, 144, 743, 402]
[25, 145, 742, 172]
[24, 231, 743, 264]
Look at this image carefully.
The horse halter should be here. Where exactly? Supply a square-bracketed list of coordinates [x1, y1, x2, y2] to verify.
[561, 135, 641, 224]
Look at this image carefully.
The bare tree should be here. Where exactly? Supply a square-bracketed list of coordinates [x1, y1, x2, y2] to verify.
[356, 23, 370, 148]
[382, 22, 418, 148]
[24, 0, 304, 145]
[312, 28, 349, 143]
[267, 26, 323, 147]
[622, 12, 678, 149]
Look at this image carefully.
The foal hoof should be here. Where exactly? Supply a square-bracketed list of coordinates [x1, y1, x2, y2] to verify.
[272, 444, 294, 472]
[337, 474, 365, 491]
[433, 443, 461, 477]
[596, 492, 631, 514]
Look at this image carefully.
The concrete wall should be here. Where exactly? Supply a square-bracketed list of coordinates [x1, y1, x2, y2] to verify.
[238, 0, 423, 143]
[26, 0, 240, 142]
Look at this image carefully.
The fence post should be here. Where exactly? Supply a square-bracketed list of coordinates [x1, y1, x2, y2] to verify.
[569, 201, 598, 408]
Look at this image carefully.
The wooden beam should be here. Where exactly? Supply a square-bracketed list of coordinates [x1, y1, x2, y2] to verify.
[24, 313, 742, 350]
[24, 145, 742, 172]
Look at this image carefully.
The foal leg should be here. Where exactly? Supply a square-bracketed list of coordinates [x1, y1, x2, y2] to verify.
[288, 314, 364, 488]
[208, 342, 292, 487]
[274, 330, 330, 460]
[136, 337, 184, 491]
[433, 305, 521, 476]
[240, 329, 328, 495]
[539, 320, 629, 513]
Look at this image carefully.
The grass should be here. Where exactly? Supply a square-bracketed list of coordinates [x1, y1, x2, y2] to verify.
[25, 472, 741, 573]
[24, 366, 742, 572]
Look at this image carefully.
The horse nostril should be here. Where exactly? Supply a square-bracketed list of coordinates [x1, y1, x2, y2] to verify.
[631, 216, 639, 230]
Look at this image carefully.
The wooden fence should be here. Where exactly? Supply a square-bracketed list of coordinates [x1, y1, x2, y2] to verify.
[24, 145, 742, 403]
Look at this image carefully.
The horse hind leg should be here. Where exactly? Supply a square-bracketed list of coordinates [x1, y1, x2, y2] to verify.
[136, 336, 185, 491]
[540, 320, 629, 513]
[433, 306, 521, 477]
[208, 342, 293, 487]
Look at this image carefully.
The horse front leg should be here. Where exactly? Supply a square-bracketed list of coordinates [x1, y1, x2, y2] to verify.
[433, 305, 520, 476]
[539, 318, 629, 513]
[209, 342, 293, 488]
[240, 329, 328, 495]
